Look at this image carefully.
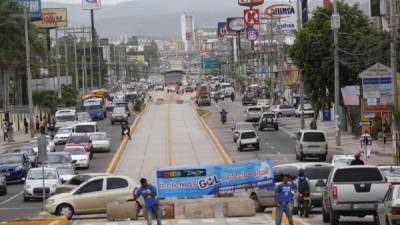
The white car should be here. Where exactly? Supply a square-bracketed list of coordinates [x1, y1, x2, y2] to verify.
[28, 137, 55, 153]
[330, 154, 354, 166]
[56, 166, 75, 183]
[236, 130, 260, 151]
[295, 103, 315, 118]
[224, 87, 235, 96]
[90, 132, 111, 152]
[64, 146, 90, 169]
[257, 99, 270, 107]
[24, 167, 61, 202]
[244, 106, 264, 122]
[54, 127, 73, 145]
[232, 122, 254, 142]
[272, 104, 296, 117]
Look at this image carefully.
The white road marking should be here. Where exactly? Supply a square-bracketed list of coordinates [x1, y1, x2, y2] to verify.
[226, 218, 240, 222]
[0, 191, 23, 207]
[129, 221, 144, 225]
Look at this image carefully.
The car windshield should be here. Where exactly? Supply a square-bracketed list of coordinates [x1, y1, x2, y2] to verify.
[57, 167, 74, 176]
[305, 166, 333, 179]
[75, 125, 95, 133]
[241, 132, 256, 139]
[333, 168, 383, 182]
[0, 155, 23, 164]
[57, 128, 72, 134]
[237, 124, 253, 130]
[248, 108, 261, 112]
[113, 108, 126, 114]
[47, 154, 71, 164]
[68, 135, 90, 143]
[303, 132, 325, 142]
[56, 115, 75, 122]
[333, 156, 354, 164]
[91, 133, 107, 140]
[28, 170, 57, 180]
[65, 148, 86, 155]
[381, 167, 400, 177]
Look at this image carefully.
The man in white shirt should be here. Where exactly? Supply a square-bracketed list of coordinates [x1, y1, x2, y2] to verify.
[360, 131, 372, 160]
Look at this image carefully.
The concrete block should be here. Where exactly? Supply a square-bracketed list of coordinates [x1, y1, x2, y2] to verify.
[184, 202, 215, 219]
[107, 201, 139, 221]
[143, 202, 175, 219]
[223, 199, 256, 217]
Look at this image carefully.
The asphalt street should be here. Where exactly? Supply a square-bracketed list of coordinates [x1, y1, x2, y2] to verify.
[0, 112, 134, 221]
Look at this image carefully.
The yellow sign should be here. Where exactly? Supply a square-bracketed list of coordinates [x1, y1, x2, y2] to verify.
[128, 55, 145, 62]
[33, 8, 68, 28]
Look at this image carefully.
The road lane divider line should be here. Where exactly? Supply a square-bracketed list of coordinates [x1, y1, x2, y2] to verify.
[106, 104, 148, 173]
[271, 207, 311, 225]
[191, 102, 233, 164]
[167, 102, 173, 166]
[0, 191, 23, 207]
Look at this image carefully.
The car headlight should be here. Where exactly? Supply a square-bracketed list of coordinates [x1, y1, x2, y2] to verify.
[15, 165, 23, 171]
[79, 159, 86, 162]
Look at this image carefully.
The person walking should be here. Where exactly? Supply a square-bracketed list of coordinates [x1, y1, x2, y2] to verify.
[2, 120, 8, 141]
[360, 131, 372, 160]
[39, 118, 45, 134]
[23, 118, 28, 134]
[134, 178, 162, 225]
[275, 174, 295, 225]
[35, 116, 40, 133]
[350, 152, 365, 165]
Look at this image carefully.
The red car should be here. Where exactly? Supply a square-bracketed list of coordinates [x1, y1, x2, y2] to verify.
[186, 87, 194, 93]
[65, 134, 94, 159]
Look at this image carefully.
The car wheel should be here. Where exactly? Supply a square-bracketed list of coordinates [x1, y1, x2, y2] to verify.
[329, 209, 339, 225]
[250, 194, 266, 213]
[322, 206, 329, 223]
[321, 155, 327, 162]
[56, 204, 74, 219]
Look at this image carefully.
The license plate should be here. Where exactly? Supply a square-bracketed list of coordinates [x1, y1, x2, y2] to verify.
[2, 173, 10, 176]
[247, 144, 253, 147]
[353, 204, 375, 209]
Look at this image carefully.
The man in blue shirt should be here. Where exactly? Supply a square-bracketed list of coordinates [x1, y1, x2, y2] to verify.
[275, 174, 295, 225]
[134, 178, 162, 225]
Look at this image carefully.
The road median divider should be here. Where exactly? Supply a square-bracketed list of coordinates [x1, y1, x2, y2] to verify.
[184, 202, 215, 219]
[271, 207, 311, 225]
[223, 199, 256, 217]
[0, 216, 68, 225]
[106, 104, 148, 173]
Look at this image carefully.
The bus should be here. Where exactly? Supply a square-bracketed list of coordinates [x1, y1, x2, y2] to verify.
[91, 89, 111, 101]
[55, 108, 77, 131]
[82, 96, 106, 120]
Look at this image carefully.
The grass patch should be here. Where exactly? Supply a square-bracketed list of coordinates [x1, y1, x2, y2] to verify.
[196, 108, 210, 117]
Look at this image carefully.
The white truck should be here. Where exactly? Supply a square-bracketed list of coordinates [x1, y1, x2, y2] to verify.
[55, 108, 77, 131]
[322, 165, 389, 225]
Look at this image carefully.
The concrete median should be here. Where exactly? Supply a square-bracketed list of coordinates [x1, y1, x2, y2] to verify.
[107, 201, 139, 221]
[184, 201, 215, 219]
[223, 199, 256, 217]
[0, 216, 68, 225]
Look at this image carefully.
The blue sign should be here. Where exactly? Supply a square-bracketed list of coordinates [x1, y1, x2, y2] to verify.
[246, 27, 259, 41]
[156, 159, 274, 198]
[11, 0, 42, 19]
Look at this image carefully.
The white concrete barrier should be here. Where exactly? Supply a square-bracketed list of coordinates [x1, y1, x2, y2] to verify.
[107, 201, 139, 221]
[184, 202, 215, 219]
[223, 199, 256, 217]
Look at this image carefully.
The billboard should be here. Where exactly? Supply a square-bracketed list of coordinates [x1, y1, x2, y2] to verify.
[227, 17, 246, 32]
[10, 0, 42, 19]
[238, 0, 264, 7]
[33, 8, 67, 28]
[157, 159, 274, 198]
[127, 55, 145, 62]
[82, 0, 101, 10]
[262, 3, 297, 30]
[99, 38, 109, 46]
[217, 22, 235, 37]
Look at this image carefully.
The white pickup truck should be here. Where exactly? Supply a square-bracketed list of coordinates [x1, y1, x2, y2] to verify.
[322, 165, 389, 225]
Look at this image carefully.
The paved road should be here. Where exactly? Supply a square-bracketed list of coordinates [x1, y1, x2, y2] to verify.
[0, 113, 134, 221]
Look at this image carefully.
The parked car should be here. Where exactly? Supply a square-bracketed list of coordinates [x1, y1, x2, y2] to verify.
[90, 132, 111, 152]
[44, 152, 73, 169]
[242, 94, 257, 106]
[64, 147, 90, 169]
[237, 130, 259, 151]
[0, 153, 30, 183]
[329, 154, 354, 166]
[56, 165, 76, 183]
[53, 127, 73, 145]
[244, 106, 264, 122]
[55, 173, 108, 194]
[295, 130, 328, 161]
[44, 175, 140, 219]
[0, 174, 7, 195]
[258, 112, 279, 131]
[65, 134, 94, 159]
[379, 166, 400, 184]
[6, 147, 38, 167]
[232, 122, 254, 142]
[111, 107, 128, 125]
[295, 103, 315, 118]
[322, 165, 389, 224]
[24, 167, 61, 202]
[77, 112, 92, 122]
[197, 95, 211, 106]
[272, 104, 296, 117]
[377, 184, 400, 225]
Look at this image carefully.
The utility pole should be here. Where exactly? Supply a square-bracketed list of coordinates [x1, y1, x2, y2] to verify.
[82, 27, 87, 94]
[297, 0, 305, 129]
[64, 35, 69, 78]
[55, 25, 61, 97]
[332, 0, 341, 146]
[24, 7, 34, 138]
[73, 29, 79, 91]
[89, 33, 94, 90]
[390, 0, 399, 165]
[97, 40, 102, 88]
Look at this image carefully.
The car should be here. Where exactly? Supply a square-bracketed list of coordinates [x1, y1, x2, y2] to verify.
[295, 130, 328, 161]
[105, 101, 115, 111]
[185, 86, 194, 93]
[53, 127, 73, 145]
[197, 95, 211, 106]
[209, 90, 216, 99]
[24, 167, 61, 202]
[73, 122, 98, 134]
[55, 173, 108, 194]
[295, 103, 315, 118]
[65, 134, 94, 159]
[6, 147, 38, 168]
[0, 153, 30, 183]
[27, 137, 55, 153]
[379, 166, 400, 184]
[377, 184, 400, 225]
[272, 104, 296, 117]
[56, 165, 76, 183]
[232, 122, 254, 142]
[90, 132, 111, 152]
[44, 175, 140, 219]
[0, 174, 7, 195]
[45, 152, 74, 169]
[244, 106, 264, 122]
[241, 94, 257, 106]
[322, 165, 389, 224]
[257, 99, 270, 107]
[111, 107, 128, 125]
[224, 87, 235, 96]
[214, 91, 225, 100]
[236, 130, 259, 151]
[77, 112, 92, 122]
[114, 100, 130, 117]
[258, 112, 279, 131]
[329, 154, 354, 166]
[155, 85, 164, 91]
[64, 147, 90, 169]
[167, 86, 176, 92]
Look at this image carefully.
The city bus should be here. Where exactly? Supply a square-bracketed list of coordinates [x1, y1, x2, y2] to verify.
[81, 95, 107, 120]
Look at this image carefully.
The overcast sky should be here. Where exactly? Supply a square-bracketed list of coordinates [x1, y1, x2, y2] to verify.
[42, 0, 136, 5]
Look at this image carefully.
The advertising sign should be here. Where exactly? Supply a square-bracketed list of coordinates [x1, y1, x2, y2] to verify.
[227, 17, 246, 32]
[33, 8, 67, 28]
[127, 55, 145, 62]
[262, 3, 297, 30]
[359, 63, 393, 112]
[244, 9, 260, 25]
[246, 27, 259, 41]
[157, 159, 274, 198]
[99, 38, 109, 46]
[82, 0, 101, 10]
[238, 0, 264, 7]
[217, 22, 235, 37]
[10, 0, 42, 19]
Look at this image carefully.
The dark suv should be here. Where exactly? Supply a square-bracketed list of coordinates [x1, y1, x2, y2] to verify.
[242, 94, 257, 106]
[258, 112, 278, 131]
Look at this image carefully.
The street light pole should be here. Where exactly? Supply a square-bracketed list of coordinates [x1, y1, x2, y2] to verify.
[332, 0, 341, 146]
[55, 25, 61, 98]
[297, 0, 305, 129]
[24, 7, 34, 138]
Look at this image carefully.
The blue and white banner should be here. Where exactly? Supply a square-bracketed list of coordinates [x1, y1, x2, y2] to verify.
[11, 0, 42, 19]
[157, 159, 274, 198]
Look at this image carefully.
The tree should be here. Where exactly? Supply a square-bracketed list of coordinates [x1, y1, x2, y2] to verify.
[32, 89, 58, 113]
[289, 1, 389, 126]
[126, 36, 139, 46]
[144, 41, 159, 66]
[61, 84, 78, 107]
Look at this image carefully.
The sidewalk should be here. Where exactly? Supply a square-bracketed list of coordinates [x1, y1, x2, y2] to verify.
[278, 117, 395, 165]
[0, 130, 31, 153]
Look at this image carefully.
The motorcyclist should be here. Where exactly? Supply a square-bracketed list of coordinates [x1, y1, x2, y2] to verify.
[230, 93, 235, 102]
[295, 169, 311, 217]
[220, 109, 227, 123]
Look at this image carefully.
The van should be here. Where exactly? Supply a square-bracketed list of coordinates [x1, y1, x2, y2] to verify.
[295, 130, 328, 161]
[73, 122, 98, 134]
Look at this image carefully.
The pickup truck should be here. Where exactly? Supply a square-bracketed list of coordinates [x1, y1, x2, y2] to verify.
[322, 165, 389, 225]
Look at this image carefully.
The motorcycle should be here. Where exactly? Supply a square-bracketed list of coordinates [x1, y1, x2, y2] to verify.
[221, 114, 227, 124]
[297, 192, 311, 217]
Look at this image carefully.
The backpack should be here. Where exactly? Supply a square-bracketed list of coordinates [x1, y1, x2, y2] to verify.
[362, 135, 370, 145]
[298, 177, 310, 193]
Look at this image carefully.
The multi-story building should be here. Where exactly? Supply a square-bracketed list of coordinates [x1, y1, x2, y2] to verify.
[180, 13, 195, 52]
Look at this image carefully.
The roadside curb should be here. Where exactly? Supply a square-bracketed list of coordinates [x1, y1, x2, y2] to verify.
[271, 208, 311, 225]
[191, 102, 233, 164]
[106, 104, 148, 173]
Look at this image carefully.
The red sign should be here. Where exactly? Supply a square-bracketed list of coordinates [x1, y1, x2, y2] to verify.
[244, 9, 260, 25]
